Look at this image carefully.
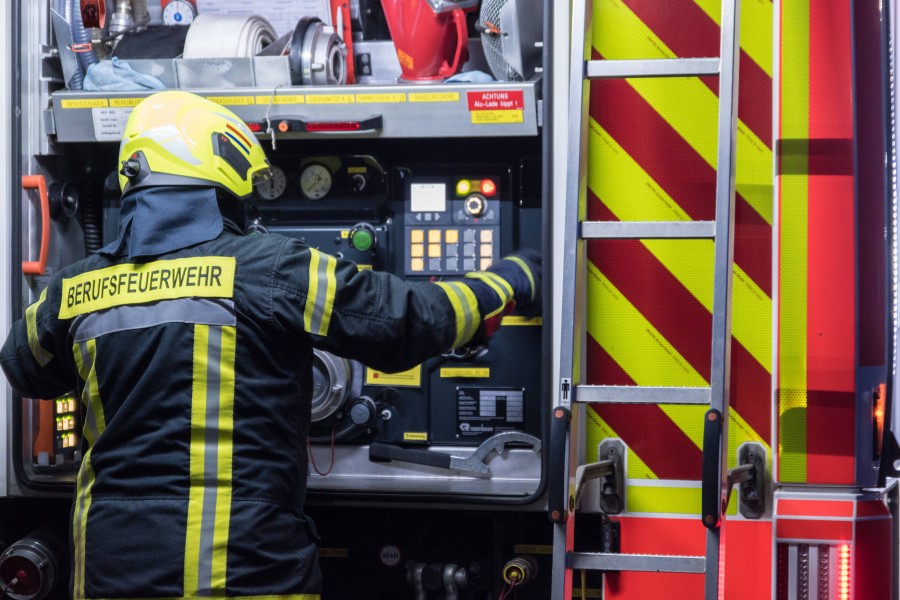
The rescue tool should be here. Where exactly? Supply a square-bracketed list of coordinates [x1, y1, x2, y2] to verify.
[369, 431, 541, 477]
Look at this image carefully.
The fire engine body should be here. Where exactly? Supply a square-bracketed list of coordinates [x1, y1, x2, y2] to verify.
[0, 0, 898, 599]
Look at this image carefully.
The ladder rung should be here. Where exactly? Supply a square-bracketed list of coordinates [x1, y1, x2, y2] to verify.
[580, 221, 716, 240]
[568, 552, 707, 574]
[574, 385, 711, 405]
[585, 58, 720, 79]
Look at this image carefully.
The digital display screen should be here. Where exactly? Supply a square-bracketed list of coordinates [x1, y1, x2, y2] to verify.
[410, 183, 447, 213]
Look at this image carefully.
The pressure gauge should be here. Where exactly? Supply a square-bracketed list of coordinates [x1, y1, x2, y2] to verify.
[300, 164, 333, 200]
[255, 166, 286, 201]
[161, 0, 197, 25]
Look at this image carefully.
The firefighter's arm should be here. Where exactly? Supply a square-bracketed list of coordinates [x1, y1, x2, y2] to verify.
[0, 286, 76, 400]
[460, 248, 542, 346]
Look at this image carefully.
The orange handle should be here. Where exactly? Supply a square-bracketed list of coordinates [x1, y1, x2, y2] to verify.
[439, 9, 469, 78]
[22, 174, 50, 276]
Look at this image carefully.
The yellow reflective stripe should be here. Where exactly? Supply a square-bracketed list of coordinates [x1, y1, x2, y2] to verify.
[592, 0, 772, 224]
[72, 454, 96, 600]
[212, 325, 236, 590]
[585, 406, 656, 479]
[304, 249, 337, 336]
[85, 594, 322, 600]
[464, 270, 514, 312]
[71, 339, 105, 600]
[586, 262, 704, 387]
[692, 0, 773, 78]
[626, 481, 739, 515]
[185, 324, 236, 595]
[505, 256, 536, 301]
[26, 287, 54, 366]
[588, 121, 772, 371]
[59, 257, 236, 319]
[435, 282, 482, 348]
[778, 0, 810, 483]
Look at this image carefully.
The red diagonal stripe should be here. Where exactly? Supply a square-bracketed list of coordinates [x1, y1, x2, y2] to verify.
[589, 193, 771, 441]
[587, 337, 703, 480]
[589, 73, 772, 296]
[619, 0, 772, 147]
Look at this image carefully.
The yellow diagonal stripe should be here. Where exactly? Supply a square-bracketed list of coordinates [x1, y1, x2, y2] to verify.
[592, 0, 773, 224]
[693, 0, 774, 78]
[587, 120, 772, 371]
[627, 482, 739, 515]
[585, 407, 657, 479]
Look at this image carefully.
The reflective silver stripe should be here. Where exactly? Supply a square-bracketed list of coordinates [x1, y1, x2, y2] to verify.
[71, 298, 236, 342]
[304, 249, 337, 337]
[197, 326, 222, 596]
[77, 342, 101, 445]
[26, 288, 54, 366]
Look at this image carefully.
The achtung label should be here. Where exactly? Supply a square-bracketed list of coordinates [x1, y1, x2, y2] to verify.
[59, 257, 235, 318]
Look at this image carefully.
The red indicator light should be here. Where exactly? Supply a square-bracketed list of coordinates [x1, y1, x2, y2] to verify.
[306, 121, 362, 132]
[481, 179, 497, 196]
[246, 122, 262, 132]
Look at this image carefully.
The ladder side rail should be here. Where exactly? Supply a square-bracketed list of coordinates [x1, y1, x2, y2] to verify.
[550, 0, 593, 596]
[703, 0, 741, 597]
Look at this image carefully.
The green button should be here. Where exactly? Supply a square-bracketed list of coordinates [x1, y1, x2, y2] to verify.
[350, 229, 374, 252]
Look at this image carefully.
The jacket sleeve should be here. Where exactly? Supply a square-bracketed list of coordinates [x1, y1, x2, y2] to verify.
[1, 281, 78, 400]
[271, 239, 483, 373]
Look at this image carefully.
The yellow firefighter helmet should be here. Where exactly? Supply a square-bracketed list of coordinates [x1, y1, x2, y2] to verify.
[118, 91, 271, 199]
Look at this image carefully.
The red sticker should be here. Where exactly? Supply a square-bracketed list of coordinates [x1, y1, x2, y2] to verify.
[466, 90, 525, 111]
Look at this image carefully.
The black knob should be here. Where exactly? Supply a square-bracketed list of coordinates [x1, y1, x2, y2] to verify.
[349, 396, 377, 427]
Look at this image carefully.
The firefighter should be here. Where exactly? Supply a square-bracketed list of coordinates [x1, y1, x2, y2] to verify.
[0, 91, 540, 599]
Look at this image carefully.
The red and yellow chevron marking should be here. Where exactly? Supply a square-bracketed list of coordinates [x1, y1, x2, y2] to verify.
[583, 0, 774, 515]
[777, 0, 856, 485]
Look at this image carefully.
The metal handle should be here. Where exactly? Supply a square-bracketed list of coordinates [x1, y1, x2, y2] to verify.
[369, 443, 452, 470]
[701, 409, 723, 529]
[22, 175, 50, 276]
[271, 114, 384, 134]
[548, 406, 571, 523]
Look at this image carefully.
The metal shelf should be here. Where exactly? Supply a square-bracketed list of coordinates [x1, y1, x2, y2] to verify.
[49, 80, 539, 142]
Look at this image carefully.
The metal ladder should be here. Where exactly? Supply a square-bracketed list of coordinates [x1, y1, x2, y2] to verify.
[549, 0, 741, 597]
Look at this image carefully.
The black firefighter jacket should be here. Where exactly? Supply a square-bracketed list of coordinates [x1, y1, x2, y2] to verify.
[0, 222, 485, 599]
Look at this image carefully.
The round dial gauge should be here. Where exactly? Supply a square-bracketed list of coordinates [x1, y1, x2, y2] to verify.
[255, 165, 287, 201]
[162, 0, 196, 25]
[300, 164, 333, 200]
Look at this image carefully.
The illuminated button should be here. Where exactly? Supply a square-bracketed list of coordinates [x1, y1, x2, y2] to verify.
[463, 244, 476, 257]
[428, 244, 442, 258]
[480, 229, 493, 243]
[481, 179, 497, 196]
[428, 229, 442, 243]
[456, 179, 471, 196]
[411, 258, 425, 272]
[445, 229, 459, 244]
[480, 244, 493, 257]
[410, 244, 424, 258]
[410, 229, 424, 243]
[480, 258, 494, 270]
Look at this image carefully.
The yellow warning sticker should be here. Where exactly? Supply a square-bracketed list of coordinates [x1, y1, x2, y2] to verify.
[501, 316, 543, 326]
[317, 548, 349, 558]
[440, 367, 490, 378]
[306, 94, 356, 104]
[409, 92, 460, 103]
[366, 365, 422, 387]
[108, 98, 144, 108]
[206, 96, 255, 105]
[356, 93, 407, 103]
[512, 544, 553, 555]
[403, 432, 428, 442]
[347, 166, 367, 174]
[254, 94, 305, 105]
[60, 98, 109, 109]
[397, 49, 414, 70]
[471, 110, 524, 124]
